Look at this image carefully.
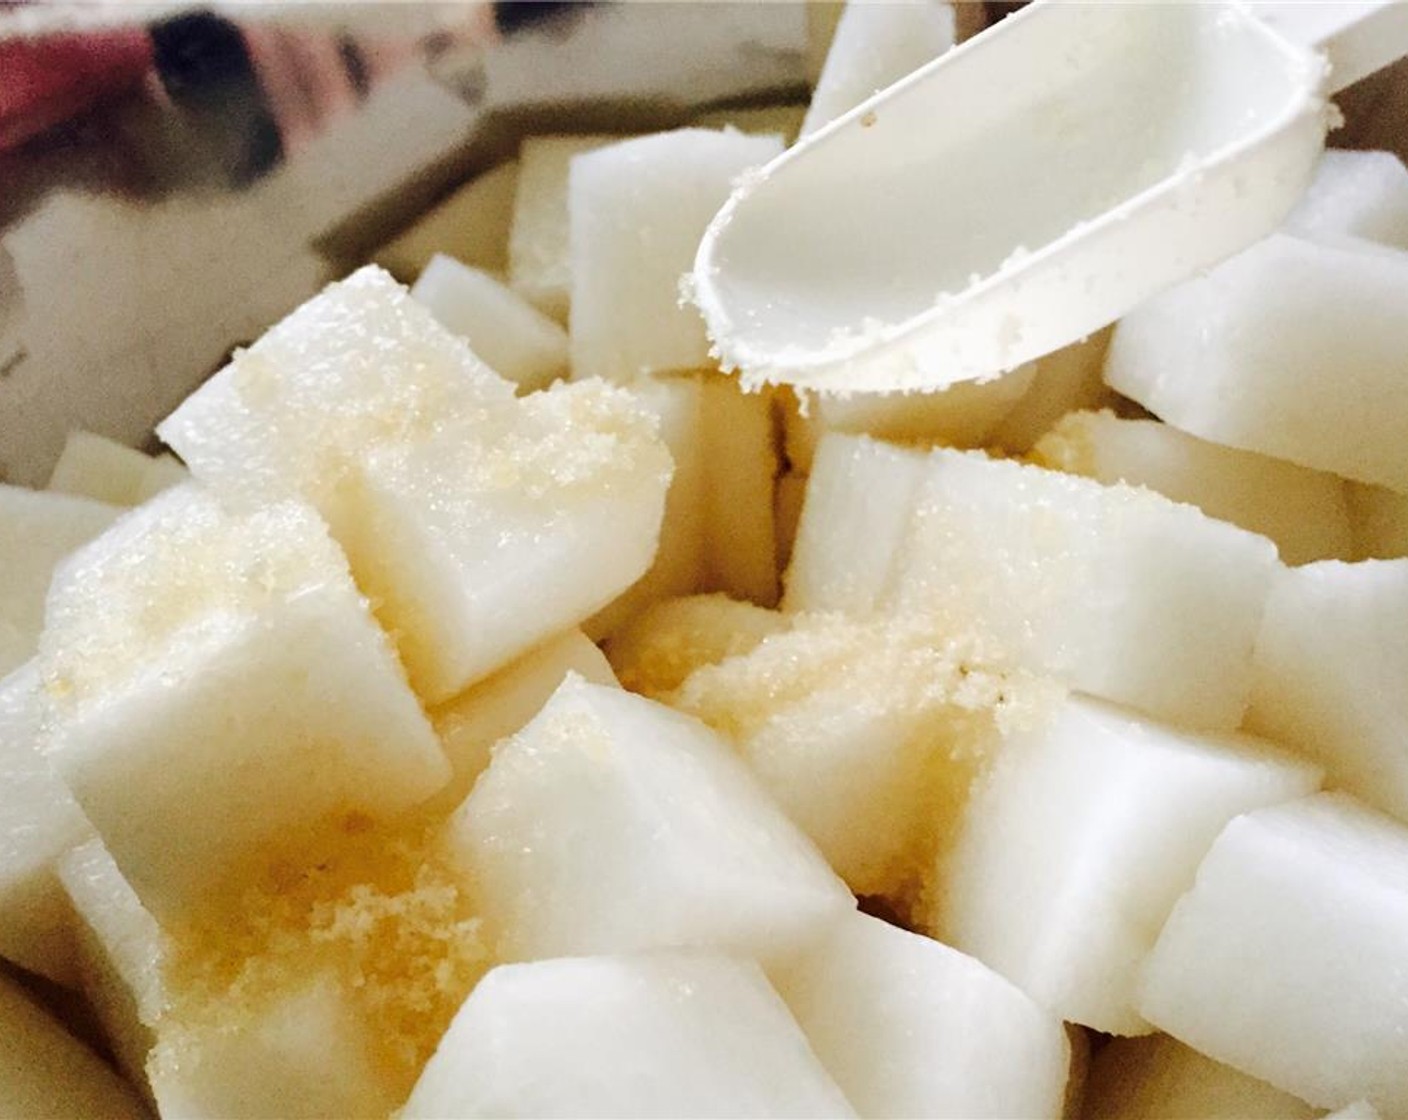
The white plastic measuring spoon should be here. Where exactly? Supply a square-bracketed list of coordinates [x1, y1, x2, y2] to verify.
[691, 1, 1408, 395]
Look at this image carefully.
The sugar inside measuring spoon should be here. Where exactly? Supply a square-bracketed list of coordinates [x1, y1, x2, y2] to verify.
[692, 0, 1408, 395]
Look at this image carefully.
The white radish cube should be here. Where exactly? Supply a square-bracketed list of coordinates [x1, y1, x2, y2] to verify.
[892, 449, 1279, 731]
[772, 912, 1069, 1119]
[0, 970, 146, 1120]
[694, 103, 807, 144]
[1284, 149, 1408, 249]
[569, 129, 784, 382]
[509, 135, 619, 322]
[40, 486, 449, 922]
[373, 158, 520, 281]
[814, 363, 1034, 450]
[411, 254, 569, 393]
[783, 435, 928, 615]
[47, 431, 165, 507]
[701, 379, 779, 606]
[605, 592, 786, 700]
[58, 838, 164, 1092]
[1347, 483, 1408, 560]
[402, 952, 855, 1119]
[343, 379, 671, 701]
[451, 675, 853, 964]
[428, 629, 616, 814]
[989, 329, 1113, 453]
[586, 377, 708, 640]
[933, 694, 1321, 1034]
[157, 265, 514, 540]
[801, 1, 956, 136]
[1247, 560, 1408, 823]
[148, 971, 403, 1120]
[1082, 1034, 1315, 1120]
[135, 454, 189, 502]
[1033, 410, 1353, 566]
[0, 663, 90, 986]
[1139, 793, 1408, 1114]
[1104, 234, 1408, 492]
[672, 614, 1033, 900]
[0, 485, 121, 678]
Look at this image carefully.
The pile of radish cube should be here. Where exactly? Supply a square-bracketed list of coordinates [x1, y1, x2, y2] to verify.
[3, 3, 1408, 1117]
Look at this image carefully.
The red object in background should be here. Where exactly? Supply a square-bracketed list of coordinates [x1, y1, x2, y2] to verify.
[0, 30, 155, 151]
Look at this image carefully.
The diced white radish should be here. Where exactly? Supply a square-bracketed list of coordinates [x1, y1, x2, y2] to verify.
[989, 329, 1113, 454]
[672, 614, 1040, 899]
[57, 838, 163, 1093]
[1105, 234, 1408, 492]
[1247, 560, 1408, 823]
[1347, 482, 1408, 560]
[813, 363, 1034, 451]
[509, 135, 619, 323]
[801, 1, 956, 137]
[774, 469, 808, 573]
[569, 129, 784, 382]
[1082, 1034, 1316, 1120]
[1033, 410, 1353, 566]
[0, 969, 147, 1120]
[39, 485, 449, 922]
[402, 952, 855, 1119]
[893, 449, 1279, 731]
[47, 431, 162, 507]
[1139, 793, 1408, 1114]
[0, 485, 121, 678]
[427, 629, 616, 814]
[783, 435, 928, 615]
[148, 970, 403, 1120]
[0, 663, 90, 986]
[585, 377, 708, 639]
[701, 379, 779, 605]
[932, 694, 1320, 1034]
[605, 593, 786, 700]
[1284, 149, 1408, 249]
[411, 254, 569, 393]
[343, 379, 671, 701]
[134, 454, 188, 503]
[772, 911, 1069, 1119]
[450, 675, 853, 964]
[694, 103, 807, 144]
[373, 159, 520, 281]
[157, 265, 514, 542]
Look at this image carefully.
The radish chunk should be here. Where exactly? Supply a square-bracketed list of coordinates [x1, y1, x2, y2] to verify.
[1033, 410, 1353, 565]
[1105, 234, 1408, 492]
[160, 269, 670, 703]
[569, 129, 784, 382]
[147, 971, 402, 1120]
[772, 911, 1069, 1119]
[427, 629, 617, 815]
[0, 485, 121, 678]
[1284, 149, 1408, 249]
[989, 329, 1113, 453]
[47, 430, 187, 507]
[402, 953, 855, 1119]
[1140, 793, 1408, 1114]
[0, 663, 90, 986]
[38, 486, 449, 923]
[893, 448, 1279, 731]
[411, 254, 569, 393]
[1247, 560, 1408, 824]
[0, 970, 147, 1120]
[802, 1, 956, 137]
[509, 135, 618, 322]
[1083, 1034, 1315, 1120]
[783, 435, 929, 615]
[450, 675, 854, 965]
[932, 695, 1321, 1034]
